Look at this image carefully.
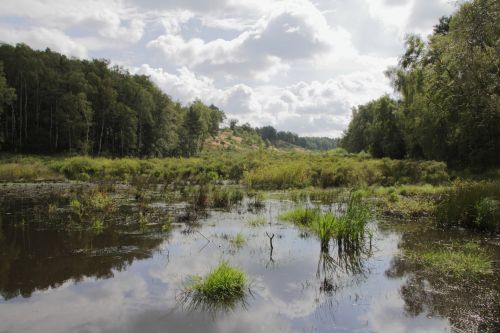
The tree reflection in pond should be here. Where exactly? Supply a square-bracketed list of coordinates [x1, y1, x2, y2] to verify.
[0, 221, 166, 300]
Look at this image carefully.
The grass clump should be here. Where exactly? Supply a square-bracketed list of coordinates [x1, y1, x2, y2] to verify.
[435, 181, 500, 232]
[279, 207, 320, 227]
[210, 187, 244, 209]
[247, 216, 267, 227]
[231, 233, 246, 248]
[70, 198, 84, 218]
[184, 261, 248, 311]
[280, 193, 371, 251]
[91, 218, 105, 233]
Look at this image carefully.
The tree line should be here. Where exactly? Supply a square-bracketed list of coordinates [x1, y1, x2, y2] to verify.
[341, 0, 499, 168]
[0, 43, 224, 157]
[255, 125, 339, 150]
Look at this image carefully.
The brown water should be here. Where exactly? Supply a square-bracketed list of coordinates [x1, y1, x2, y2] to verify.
[0, 183, 498, 333]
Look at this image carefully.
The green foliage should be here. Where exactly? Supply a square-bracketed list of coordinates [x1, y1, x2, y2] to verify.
[247, 216, 267, 227]
[404, 247, 493, 277]
[91, 218, 104, 232]
[279, 207, 320, 227]
[0, 151, 450, 188]
[210, 187, 244, 209]
[435, 181, 500, 232]
[280, 193, 371, 251]
[0, 162, 61, 181]
[70, 198, 83, 218]
[0, 44, 225, 157]
[342, 96, 405, 159]
[87, 190, 114, 211]
[341, 0, 499, 168]
[184, 261, 247, 310]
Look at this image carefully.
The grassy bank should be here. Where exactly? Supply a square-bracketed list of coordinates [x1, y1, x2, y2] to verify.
[0, 150, 449, 188]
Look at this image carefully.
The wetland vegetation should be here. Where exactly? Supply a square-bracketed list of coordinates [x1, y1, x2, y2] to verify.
[0, 0, 499, 332]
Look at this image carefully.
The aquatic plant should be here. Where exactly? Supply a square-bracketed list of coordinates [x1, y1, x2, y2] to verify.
[247, 216, 267, 227]
[70, 198, 83, 218]
[47, 203, 58, 218]
[91, 218, 104, 232]
[210, 187, 244, 209]
[279, 207, 320, 227]
[183, 261, 248, 312]
[280, 193, 371, 251]
[310, 213, 337, 251]
[231, 233, 246, 248]
[404, 249, 493, 276]
[87, 190, 114, 211]
[435, 181, 500, 232]
[247, 191, 266, 210]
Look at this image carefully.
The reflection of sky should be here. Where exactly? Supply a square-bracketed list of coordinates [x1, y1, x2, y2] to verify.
[0, 202, 450, 333]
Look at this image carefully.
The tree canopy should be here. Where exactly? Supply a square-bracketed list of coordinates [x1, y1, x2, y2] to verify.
[0, 44, 225, 157]
[342, 0, 499, 168]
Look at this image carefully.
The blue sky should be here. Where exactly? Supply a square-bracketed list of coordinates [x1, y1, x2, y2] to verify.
[0, 0, 456, 137]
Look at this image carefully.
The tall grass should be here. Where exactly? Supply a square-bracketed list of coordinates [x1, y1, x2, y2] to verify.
[0, 162, 62, 181]
[0, 151, 449, 188]
[280, 193, 371, 251]
[435, 181, 500, 232]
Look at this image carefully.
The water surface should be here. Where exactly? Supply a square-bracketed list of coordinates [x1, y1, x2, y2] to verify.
[0, 184, 497, 332]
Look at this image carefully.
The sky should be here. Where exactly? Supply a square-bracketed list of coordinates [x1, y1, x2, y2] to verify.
[0, 0, 457, 137]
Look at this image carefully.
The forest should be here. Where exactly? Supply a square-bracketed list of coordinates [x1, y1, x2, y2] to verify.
[0, 44, 337, 157]
[0, 44, 226, 157]
[341, 0, 499, 169]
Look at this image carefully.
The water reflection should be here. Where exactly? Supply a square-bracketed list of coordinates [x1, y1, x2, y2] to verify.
[0, 220, 165, 300]
[385, 227, 500, 332]
[0, 184, 494, 333]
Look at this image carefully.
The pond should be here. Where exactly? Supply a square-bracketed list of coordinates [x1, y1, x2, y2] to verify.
[0, 183, 498, 333]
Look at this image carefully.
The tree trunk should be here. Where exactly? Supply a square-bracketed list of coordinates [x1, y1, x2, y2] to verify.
[98, 111, 105, 155]
[11, 104, 15, 149]
[49, 106, 53, 151]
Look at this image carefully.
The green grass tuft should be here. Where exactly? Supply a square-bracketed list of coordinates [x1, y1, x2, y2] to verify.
[279, 207, 320, 227]
[184, 261, 248, 311]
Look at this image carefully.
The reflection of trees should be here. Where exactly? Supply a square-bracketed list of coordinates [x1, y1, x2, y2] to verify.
[385, 232, 499, 332]
[0, 221, 165, 300]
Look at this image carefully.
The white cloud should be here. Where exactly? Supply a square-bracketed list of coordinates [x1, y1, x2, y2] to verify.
[0, 26, 88, 58]
[135, 64, 390, 137]
[147, 1, 334, 81]
[0, 0, 454, 137]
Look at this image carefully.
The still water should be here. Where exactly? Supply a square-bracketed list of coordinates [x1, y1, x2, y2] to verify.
[0, 183, 497, 333]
